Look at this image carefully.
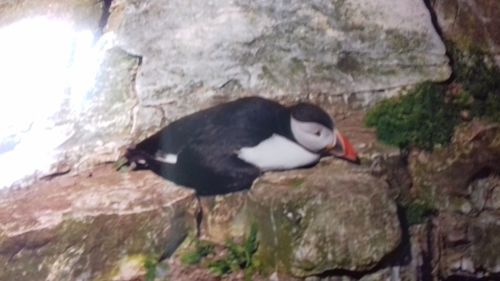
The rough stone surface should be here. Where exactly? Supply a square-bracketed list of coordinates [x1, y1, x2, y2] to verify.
[248, 160, 400, 277]
[436, 211, 500, 278]
[199, 193, 250, 245]
[61, 46, 141, 169]
[406, 120, 500, 280]
[433, 175, 500, 279]
[409, 120, 500, 210]
[432, 0, 500, 57]
[117, 0, 449, 123]
[0, 165, 198, 281]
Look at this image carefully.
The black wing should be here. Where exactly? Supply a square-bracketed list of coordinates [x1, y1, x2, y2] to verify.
[134, 97, 290, 156]
[171, 140, 262, 195]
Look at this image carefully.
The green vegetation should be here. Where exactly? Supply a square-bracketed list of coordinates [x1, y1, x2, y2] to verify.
[180, 239, 214, 265]
[449, 45, 500, 122]
[366, 82, 458, 150]
[144, 257, 158, 281]
[403, 201, 436, 226]
[366, 44, 500, 150]
[180, 224, 260, 280]
[208, 224, 259, 278]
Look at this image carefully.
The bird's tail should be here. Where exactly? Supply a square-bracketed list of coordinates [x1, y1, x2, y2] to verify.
[119, 148, 176, 181]
[115, 147, 152, 171]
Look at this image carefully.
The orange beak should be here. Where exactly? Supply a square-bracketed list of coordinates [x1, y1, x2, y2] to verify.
[324, 130, 360, 164]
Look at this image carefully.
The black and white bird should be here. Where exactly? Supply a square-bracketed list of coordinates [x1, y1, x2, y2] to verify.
[126, 97, 359, 195]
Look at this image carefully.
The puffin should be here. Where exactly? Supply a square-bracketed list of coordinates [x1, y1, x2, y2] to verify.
[125, 97, 359, 195]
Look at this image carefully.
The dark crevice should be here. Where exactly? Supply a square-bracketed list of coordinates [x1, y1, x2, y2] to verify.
[422, 220, 435, 281]
[422, 0, 444, 39]
[40, 169, 71, 181]
[158, 195, 204, 262]
[195, 195, 204, 238]
[159, 205, 198, 261]
[467, 167, 495, 188]
[446, 273, 500, 281]
[422, 0, 457, 84]
[97, 0, 113, 37]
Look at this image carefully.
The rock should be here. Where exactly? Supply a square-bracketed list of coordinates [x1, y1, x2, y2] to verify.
[470, 176, 500, 213]
[432, 0, 500, 58]
[409, 120, 500, 211]
[117, 0, 449, 112]
[0, 0, 103, 32]
[488, 177, 500, 211]
[248, 160, 400, 277]
[0, 165, 198, 281]
[0, 18, 140, 189]
[406, 120, 500, 279]
[437, 212, 500, 278]
[469, 215, 500, 274]
[60, 46, 141, 170]
[199, 193, 250, 245]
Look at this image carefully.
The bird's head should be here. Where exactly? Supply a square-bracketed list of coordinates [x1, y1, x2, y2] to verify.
[289, 103, 360, 164]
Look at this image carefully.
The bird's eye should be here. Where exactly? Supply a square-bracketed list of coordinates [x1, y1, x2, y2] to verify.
[314, 130, 321, 136]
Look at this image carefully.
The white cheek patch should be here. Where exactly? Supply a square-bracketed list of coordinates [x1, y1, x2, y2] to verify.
[155, 153, 178, 164]
[290, 117, 334, 152]
[237, 134, 320, 171]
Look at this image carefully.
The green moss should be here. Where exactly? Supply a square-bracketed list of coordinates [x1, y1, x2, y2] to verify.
[366, 42, 500, 151]
[403, 201, 436, 226]
[365, 82, 458, 150]
[449, 45, 500, 122]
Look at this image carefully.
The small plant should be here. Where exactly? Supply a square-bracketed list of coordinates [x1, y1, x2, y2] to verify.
[180, 239, 215, 265]
[144, 257, 157, 281]
[208, 223, 259, 279]
[178, 225, 260, 279]
[365, 82, 458, 150]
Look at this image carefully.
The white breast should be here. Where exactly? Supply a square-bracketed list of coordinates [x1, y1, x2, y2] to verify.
[237, 134, 320, 171]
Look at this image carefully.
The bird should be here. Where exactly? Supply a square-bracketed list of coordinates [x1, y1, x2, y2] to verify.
[125, 96, 359, 196]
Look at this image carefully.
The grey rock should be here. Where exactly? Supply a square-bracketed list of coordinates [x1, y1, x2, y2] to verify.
[116, 0, 450, 122]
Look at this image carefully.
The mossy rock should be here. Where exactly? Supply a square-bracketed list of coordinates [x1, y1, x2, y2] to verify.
[247, 160, 401, 277]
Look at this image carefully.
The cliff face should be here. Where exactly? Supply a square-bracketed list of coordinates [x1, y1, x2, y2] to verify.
[0, 0, 499, 280]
